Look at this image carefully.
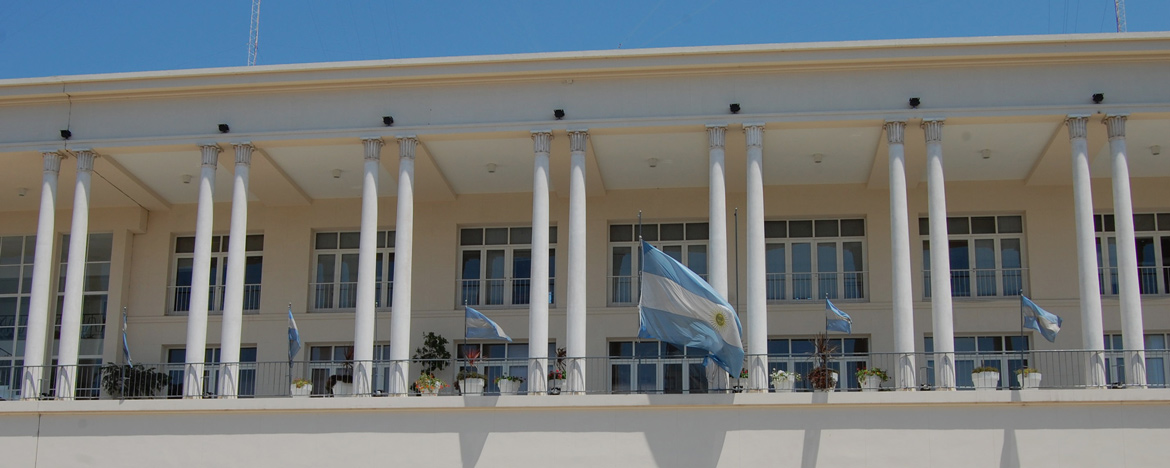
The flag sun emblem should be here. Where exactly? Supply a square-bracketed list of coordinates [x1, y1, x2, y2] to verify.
[713, 311, 727, 329]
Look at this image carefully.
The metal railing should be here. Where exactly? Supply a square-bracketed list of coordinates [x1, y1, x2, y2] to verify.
[764, 271, 867, 301]
[924, 268, 1026, 298]
[1099, 266, 1170, 295]
[458, 278, 554, 307]
[169, 284, 261, 314]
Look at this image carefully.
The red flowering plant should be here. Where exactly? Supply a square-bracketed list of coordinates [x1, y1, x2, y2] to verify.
[739, 368, 750, 379]
[548, 368, 566, 380]
[457, 348, 485, 381]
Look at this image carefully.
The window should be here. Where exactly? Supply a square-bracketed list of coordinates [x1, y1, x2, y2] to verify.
[609, 222, 708, 305]
[305, 344, 393, 396]
[459, 227, 556, 307]
[1096, 213, 1170, 295]
[166, 347, 257, 398]
[608, 340, 709, 394]
[1104, 333, 1170, 388]
[765, 219, 866, 301]
[0, 235, 35, 400]
[170, 234, 263, 314]
[924, 335, 1029, 390]
[50, 233, 113, 399]
[766, 337, 870, 391]
[458, 342, 555, 394]
[311, 231, 394, 311]
[921, 215, 1024, 298]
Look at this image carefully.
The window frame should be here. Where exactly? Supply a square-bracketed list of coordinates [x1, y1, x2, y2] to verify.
[607, 339, 711, 394]
[168, 233, 264, 315]
[608, 222, 709, 306]
[1095, 212, 1170, 296]
[457, 226, 556, 309]
[0, 235, 36, 401]
[309, 230, 393, 312]
[920, 215, 1026, 299]
[764, 218, 868, 302]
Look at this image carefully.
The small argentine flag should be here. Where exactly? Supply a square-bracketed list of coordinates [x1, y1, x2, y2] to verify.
[465, 306, 512, 342]
[825, 299, 852, 334]
[288, 305, 302, 363]
[637, 241, 744, 375]
[1021, 295, 1062, 343]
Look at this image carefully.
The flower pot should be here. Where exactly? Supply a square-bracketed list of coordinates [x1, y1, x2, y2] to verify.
[809, 369, 838, 392]
[290, 384, 312, 397]
[419, 386, 440, 396]
[460, 378, 485, 395]
[859, 375, 882, 392]
[497, 379, 521, 395]
[732, 377, 747, 391]
[771, 378, 795, 393]
[1017, 372, 1042, 390]
[332, 381, 353, 397]
[548, 379, 565, 393]
[972, 372, 1000, 390]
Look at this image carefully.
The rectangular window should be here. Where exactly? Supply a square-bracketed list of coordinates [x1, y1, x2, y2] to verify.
[0, 235, 35, 400]
[51, 233, 113, 399]
[458, 342, 555, 394]
[170, 234, 263, 315]
[766, 337, 870, 391]
[459, 227, 556, 307]
[608, 340, 710, 394]
[608, 222, 708, 305]
[305, 344, 393, 396]
[765, 219, 866, 301]
[311, 231, 392, 311]
[1095, 213, 1170, 295]
[924, 335, 1029, 390]
[921, 215, 1024, 298]
[166, 347, 258, 398]
[1104, 332, 1170, 388]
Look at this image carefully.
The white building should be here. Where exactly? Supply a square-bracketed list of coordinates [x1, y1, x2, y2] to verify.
[1, 33, 1169, 467]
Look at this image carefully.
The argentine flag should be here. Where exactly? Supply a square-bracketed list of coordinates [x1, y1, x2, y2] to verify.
[638, 241, 744, 375]
[1021, 295, 1062, 343]
[825, 299, 852, 334]
[288, 305, 302, 363]
[466, 306, 512, 342]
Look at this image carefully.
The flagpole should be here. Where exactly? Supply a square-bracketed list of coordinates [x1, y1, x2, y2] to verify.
[1019, 290, 1026, 387]
[121, 306, 128, 398]
[287, 302, 293, 392]
[637, 210, 644, 304]
[733, 208, 740, 316]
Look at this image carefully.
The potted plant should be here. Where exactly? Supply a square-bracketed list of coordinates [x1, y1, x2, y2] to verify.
[495, 374, 524, 395]
[734, 368, 750, 392]
[1016, 367, 1042, 390]
[100, 364, 170, 398]
[548, 347, 567, 394]
[458, 349, 486, 395]
[806, 333, 839, 392]
[291, 378, 312, 397]
[855, 367, 888, 392]
[414, 373, 447, 396]
[972, 366, 1000, 390]
[412, 332, 451, 376]
[769, 369, 801, 393]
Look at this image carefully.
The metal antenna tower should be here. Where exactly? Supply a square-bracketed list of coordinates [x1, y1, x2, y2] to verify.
[248, 0, 262, 66]
[1115, 0, 1127, 32]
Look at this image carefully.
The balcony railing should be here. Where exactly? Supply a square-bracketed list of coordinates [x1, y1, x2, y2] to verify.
[168, 284, 261, 315]
[458, 278, 554, 307]
[608, 273, 709, 306]
[923, 268, 1026, 298]
[1099, 266, 1170, 295]
[765, 271, 867, 301]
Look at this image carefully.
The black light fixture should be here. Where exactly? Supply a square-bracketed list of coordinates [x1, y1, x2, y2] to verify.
[1092, 93, 1105, 104]
[218, 124, 230, 134]
[909, 97, 921, 109]
[729, 103, 741, 114]
[554, 109, 565, 120]
[59, 129, 72, 140]
[382, 116, 394, 126]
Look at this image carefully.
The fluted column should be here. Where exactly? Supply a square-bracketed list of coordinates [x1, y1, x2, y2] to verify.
[566, 130, 588, 395]
[706, 124, 731, 391]
[1104, 114, 1146, 387]
[1067, 115, 1107, 388]
[21, 152, 62, 400]
[218, 142, 253, 398]
[388, 136, 416, 396]
[923, 119, 956, 391]
[743, 124, 768, 392]
[528, 131, 552, 394]
[885, 121, 916, 391]
[184, 145, 220, 398]
[354, 138, 382, 397]
[55, 150, 96, 399]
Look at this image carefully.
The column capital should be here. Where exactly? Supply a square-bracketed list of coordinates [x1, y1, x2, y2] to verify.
[884, 121, 906, 144]
[743, 123, 764, 148]
[568, 130, 588, 153]
[41, 151, 63, 173]
[74, 150, 96, 173]
[1066, 115, 1090, 140]
[396, 136, 418, 160]
[232, 142, 254, 166]
[532, 131, 553, 154]
[921, 119, 945, 143]
[1103, 114, 1128, 140]
[199, 145, 222, 167]
[706, 125, 726, 149]
[362, 138, 384, 161]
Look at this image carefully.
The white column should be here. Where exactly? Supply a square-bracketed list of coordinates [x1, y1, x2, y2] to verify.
[885, 121, 916, 391]
[566, 130, 588, 395]
[21, 152, 62, 400]
[55, 150, 96, 399]
[528, 131, 552, 394]
[1104, 114, 1146, 387]
[706, 124, 731, 391]
[1067, 115, 1107, 388]
[743, 124, 768, 393]
[218, 142, 253, 398]
[353, 138, 382, 397]
[184, 145, 220, 398]
[388, 136, 416, 396]
[923, 119, 956, 391]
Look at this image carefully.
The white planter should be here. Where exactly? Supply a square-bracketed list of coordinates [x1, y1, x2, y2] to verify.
[972, 372, 1000, 390]
[771, 378, 796, 393]
[813, 370, 839, 392]
[331, 382, 353, 397]
[419, 386, 440, 396]
[548, 379, 565, 393]
[1017, 372, 1042, 390]
[731, 377, 746, 391]
[497, 379, 521, 395]
[860, 375, 883, 392]
[290, 384, 312, 397]
[460, 378, 485, 395]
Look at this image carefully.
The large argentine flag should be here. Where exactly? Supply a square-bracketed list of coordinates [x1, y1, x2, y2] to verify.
[465, 306, 512, 342]
[1021, 295, 1062, 343]
[638, 241, 744, 374]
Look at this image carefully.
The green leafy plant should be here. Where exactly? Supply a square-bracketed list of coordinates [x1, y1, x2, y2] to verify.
[415, 373, 448, 393]
[457, 370, 486, 381]
[412, 332, 451, 374]
[101, 364, 170, 398]
[293, 378, 311, 388]
[1015, 367, 1039, 376]
[548, 369, 566, 380]
[972, 366, 1000, 374]
[769, 369, 801, 382]
[856, 367, 889, 382]
[739, 368, 750, 379]
[806, 333, 839, 390]
[494, 374, 524, 384]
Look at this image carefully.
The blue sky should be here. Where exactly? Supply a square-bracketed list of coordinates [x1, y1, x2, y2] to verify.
[1, 0, 1167, 80]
